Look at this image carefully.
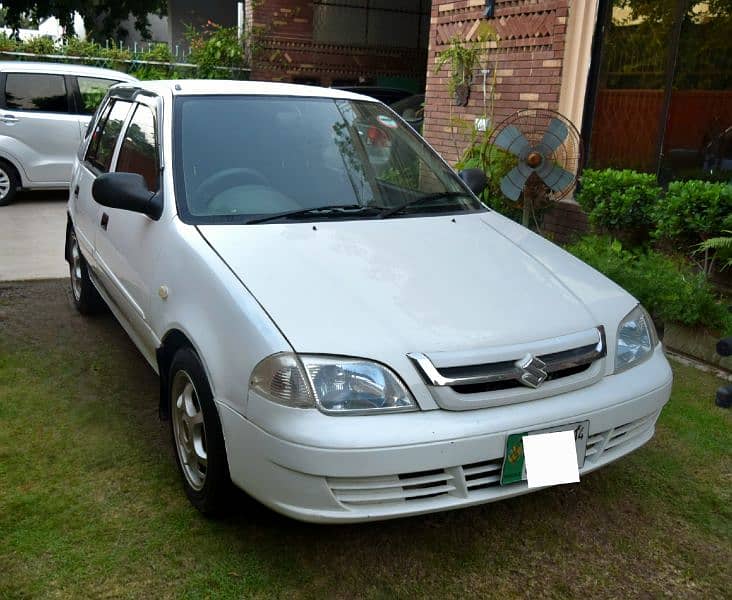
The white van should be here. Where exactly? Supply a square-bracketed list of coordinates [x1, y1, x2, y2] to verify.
[0, 61, 137, 205]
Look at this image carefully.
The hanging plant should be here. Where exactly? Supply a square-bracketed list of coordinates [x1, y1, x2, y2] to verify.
[433, 26, 497, 107]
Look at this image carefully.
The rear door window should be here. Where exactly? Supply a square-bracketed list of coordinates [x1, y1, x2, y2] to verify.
[85, 100, 132, 172]
[115, 104, 159, 192]
[77, 77, 119, 115]
[4, 73, 69, 112]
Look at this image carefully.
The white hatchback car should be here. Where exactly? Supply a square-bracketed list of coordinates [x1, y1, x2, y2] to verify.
[0, 61, 137, 205]
[66, 80, 673, 523]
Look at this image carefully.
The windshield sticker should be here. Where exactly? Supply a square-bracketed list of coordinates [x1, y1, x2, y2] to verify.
[377, 115, 398, 128]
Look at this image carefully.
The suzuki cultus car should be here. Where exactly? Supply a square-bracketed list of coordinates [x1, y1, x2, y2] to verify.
[66, 81, 672, 522]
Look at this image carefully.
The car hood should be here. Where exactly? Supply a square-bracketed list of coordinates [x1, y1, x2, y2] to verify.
[198, 212, 631, 360]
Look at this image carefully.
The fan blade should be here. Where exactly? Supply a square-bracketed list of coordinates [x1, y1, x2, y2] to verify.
[538, 162, 575, 193]
[539, 118, 569, 153]
[500, 166, 531, 201]
[494, 125, 531, 157]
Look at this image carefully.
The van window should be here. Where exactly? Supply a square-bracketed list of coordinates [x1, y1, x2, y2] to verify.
[85, 100, 132, 172]
[115, 104, 159, 191]
[78, 77, 119, 115]
[5, 73, 68, 112]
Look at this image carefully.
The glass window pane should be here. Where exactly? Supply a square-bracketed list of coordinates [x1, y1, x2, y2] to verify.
[5, 73, 68, 112]
[662, 1, 732, 182]
[174, 96, 474, 223]
[78, 77, 119, 115]
[367, 11, 418, 47]
[86, 100, 132, 173]
[313, 5, 367, 45]
[115, 104, 159, 192]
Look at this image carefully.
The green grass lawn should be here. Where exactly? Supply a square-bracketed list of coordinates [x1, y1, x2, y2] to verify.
[1, 280, 730, 599]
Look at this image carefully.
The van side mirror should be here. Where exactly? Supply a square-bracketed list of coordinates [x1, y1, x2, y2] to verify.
[458, 168, 488, 196]
[92, 172, 162, 220]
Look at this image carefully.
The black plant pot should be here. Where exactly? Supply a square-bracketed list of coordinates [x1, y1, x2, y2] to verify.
[454, 82, 470, 107]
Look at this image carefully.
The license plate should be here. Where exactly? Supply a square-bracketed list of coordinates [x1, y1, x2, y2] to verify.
[500, 421, 589, 486]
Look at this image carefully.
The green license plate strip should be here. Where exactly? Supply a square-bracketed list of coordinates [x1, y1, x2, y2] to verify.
[500, 420, 590, 486]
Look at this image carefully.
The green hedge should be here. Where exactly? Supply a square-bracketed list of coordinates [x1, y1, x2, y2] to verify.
[652, 179, 732, 247]
[567, 235, 731, 334]
[575, 168, 661, 238]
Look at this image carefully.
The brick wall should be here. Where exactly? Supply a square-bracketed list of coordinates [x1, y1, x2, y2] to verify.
[542, 199, 589, 244]
[424, 0, 570, 166]
[250, 0, 426, 86]
[423, 0, 589, 239]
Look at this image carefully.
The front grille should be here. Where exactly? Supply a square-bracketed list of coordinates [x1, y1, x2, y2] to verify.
[451, 361, 594, 394]
[328, 469, 457, 506]
[327, 412, 659, 509]
[584, 411, 658, 463]
[408, 327, 607, 410]
[462, 459, 503, 491]
[411, 331, 606, 394]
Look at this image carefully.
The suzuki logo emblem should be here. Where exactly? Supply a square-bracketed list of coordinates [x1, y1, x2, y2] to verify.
[515, 353, 548, 388]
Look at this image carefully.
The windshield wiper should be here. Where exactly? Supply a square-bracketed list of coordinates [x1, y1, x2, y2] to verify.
[379, 191, 474, 219]
[246, 204, 383, 225]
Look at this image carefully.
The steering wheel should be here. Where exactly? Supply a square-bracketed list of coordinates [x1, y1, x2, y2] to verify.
[193, 168, 269, 208]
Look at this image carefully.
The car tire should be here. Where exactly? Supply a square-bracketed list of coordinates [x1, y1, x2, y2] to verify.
[67, 226, 105, 314]
[0, 159, 20, 207]
[169, 347, 232, 516]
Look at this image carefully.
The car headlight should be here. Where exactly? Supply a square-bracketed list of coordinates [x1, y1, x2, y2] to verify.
[250, 353, 416, 415]
[614, 305, 658, 373]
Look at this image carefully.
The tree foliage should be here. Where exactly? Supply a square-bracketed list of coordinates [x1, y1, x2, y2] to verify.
[1, 0, 167, 41]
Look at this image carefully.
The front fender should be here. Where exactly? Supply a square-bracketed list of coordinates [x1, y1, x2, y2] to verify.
[150, 217, 292, 418]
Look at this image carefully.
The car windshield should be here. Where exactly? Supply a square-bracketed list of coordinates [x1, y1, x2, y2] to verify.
[173, 95, 484, 224]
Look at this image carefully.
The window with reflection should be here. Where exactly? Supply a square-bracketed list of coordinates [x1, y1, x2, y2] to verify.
[115, 104, 159, 192]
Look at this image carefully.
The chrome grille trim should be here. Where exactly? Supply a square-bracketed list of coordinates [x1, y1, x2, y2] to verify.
[408, 326, 606, 388]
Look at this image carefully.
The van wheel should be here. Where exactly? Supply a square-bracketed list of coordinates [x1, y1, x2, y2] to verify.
[0, 159, 20, 206]
[67, 226, 104, 314]
[169, 347, 232, 516]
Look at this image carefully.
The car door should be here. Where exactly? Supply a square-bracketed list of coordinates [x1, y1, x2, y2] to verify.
[72, 98, 133, 271]
[0, 71, 81, 184]
[93, 98, 163, 362]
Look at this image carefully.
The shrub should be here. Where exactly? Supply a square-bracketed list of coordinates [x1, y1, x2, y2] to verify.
[567, 235, 731, 334]
[575, 168, 661, 241]
[652, 179, 732, 258]
[62, 37, 101, 58]
[0, 32, 18, 52]
[186, 22, 247, 79]
[20, 35, 56, 56]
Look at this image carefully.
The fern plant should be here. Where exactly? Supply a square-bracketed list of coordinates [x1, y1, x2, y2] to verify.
[697, 231, 732, 270]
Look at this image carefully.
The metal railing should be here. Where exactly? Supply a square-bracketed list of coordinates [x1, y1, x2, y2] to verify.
[0, 49, 251, 79]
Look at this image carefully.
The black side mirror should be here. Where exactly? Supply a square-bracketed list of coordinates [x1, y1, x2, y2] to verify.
[459, 168, 487, 196]
[92, 172, 162, 220]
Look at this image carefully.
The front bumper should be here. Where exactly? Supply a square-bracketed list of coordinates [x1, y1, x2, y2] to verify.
[218, 349, 673, 523]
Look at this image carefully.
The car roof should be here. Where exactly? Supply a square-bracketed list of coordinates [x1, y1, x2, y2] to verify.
[111, 79, 381, 103]
[333, 86, 413, 104]
[0, 61, 137, 81]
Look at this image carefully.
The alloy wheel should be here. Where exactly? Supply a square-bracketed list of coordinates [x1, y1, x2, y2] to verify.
[0, 168, 10, 200]
[69, 232, 83, 301]
[171, 370, 208, 491]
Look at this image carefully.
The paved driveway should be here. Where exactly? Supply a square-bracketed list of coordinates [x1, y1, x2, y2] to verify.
[0, 192, 68, 281]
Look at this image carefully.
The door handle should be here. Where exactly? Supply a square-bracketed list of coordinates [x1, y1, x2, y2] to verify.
[0, 114, 18, 124]
[73, 185, 79, 197]
[100, 212, 109, 231]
